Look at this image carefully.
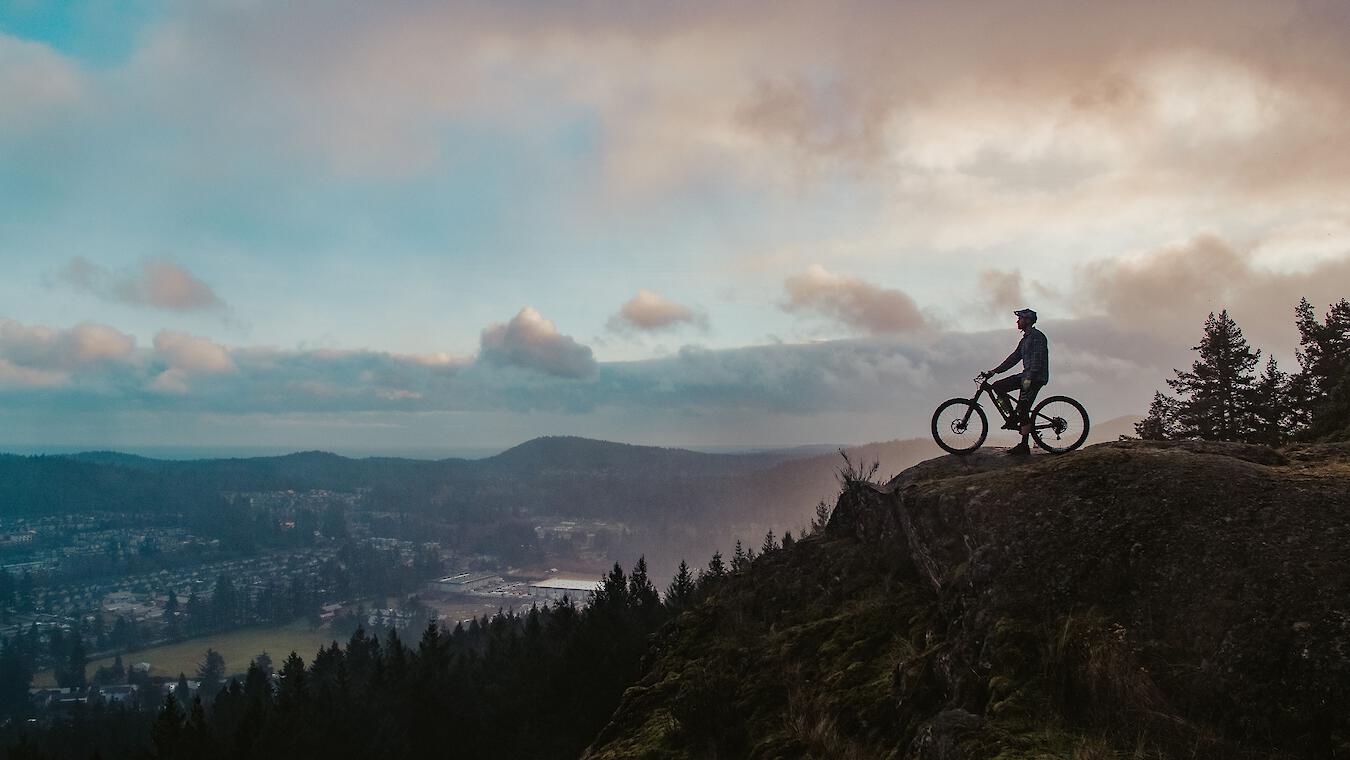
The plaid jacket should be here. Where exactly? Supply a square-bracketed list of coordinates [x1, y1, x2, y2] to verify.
[993, 327, 1049, 383]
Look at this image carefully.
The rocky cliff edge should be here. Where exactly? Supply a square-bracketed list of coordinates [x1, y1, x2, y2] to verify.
[585, 440, 1350, 759]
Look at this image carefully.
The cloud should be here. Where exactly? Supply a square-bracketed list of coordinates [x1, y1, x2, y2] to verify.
[782, 265, 927, 334]
[976, 269, 1027, 318]
[607, 289, 706, 332]
[0, 317, 476, 410]
[479, 307, 597, 379]
[0, 33, 83, 138]
[90, 1, 1339, 186]
[0, 320, 138, 390]
[0, 313, 1178, 445]
[148, 330, 235, 394]
[1074, 235, 1350, 355]
[60, 257, 225, 312]
[0, 359, 68, 389]
[223, 345, 467, 410]
[0, 319, 136, 372]
[153, 330, 233, 373]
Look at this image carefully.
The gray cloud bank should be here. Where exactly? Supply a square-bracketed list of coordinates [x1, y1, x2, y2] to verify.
[0, 314, 1172, 439]
[59, 257, 226, 312]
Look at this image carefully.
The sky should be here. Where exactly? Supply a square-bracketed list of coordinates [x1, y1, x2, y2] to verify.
[1, 0, 1348, 455]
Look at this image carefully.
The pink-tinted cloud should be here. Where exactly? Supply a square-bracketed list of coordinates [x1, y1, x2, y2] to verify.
[976, 269, 1027, 318]
[1075, 235, 1350, 355]
[60, 257, 225, 312]
[480, 307, 597, 379]
[0, 320, 137, 389]
[608, 289, 706, 332]
[0, 319, 136, 370]
[782, 265, 926, 334]
[149, 330, 235, 394]
[146, 1, 1350, 194]
[153, 330, 233, 373]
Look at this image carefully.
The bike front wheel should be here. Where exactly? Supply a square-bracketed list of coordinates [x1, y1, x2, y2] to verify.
[931, 399, 988, 455]
[1029, 396, 1090, 453]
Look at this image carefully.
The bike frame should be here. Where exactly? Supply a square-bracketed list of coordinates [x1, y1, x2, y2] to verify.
[962, 376, 1058, 432]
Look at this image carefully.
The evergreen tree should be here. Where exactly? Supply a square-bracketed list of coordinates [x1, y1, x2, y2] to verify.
[810, 500, 832, 534]
[1166, 311, 1260, 441]
[781, 530, 795, 549]
[110, 615, 142, 650]
[243, 662, 272, 707]
[1142, 310, 1269, 443]
[1249, 356, 1291, 446]
[706, 551, 726, 579]
[211, 678, 249, 749]
[181, 696, 211, 759]
[253, 651, 274, 680]
[110, 654, 126, 684]
[275, 652, 307, 706]
[592, 563, 628, 611]
[152, 694, 184, 759]
[665, 560, 696, 611]
[1134, 391, 1183, 440]
[1292, 298, 1350, 439]
[731, 540, 746, 571]
[197, 648, 225, 699]
[185, 591, 208, 634]
[627, 557, 661, 620]
[176, 672, 191, 701]
[67, 637, 88, 690]
[761, 530, 778, 555]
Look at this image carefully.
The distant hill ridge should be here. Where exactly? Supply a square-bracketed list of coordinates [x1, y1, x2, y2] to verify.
[0, 437, 937, 530]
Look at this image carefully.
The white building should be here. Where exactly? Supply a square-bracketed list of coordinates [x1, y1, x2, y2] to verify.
[528, 577, 603, 602]
[431, 573, 500, 593]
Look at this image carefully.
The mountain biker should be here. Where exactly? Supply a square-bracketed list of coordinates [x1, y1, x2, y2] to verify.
[981, 308, 1048, 455]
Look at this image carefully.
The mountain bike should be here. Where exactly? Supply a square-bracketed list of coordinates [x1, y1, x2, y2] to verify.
[931, 374, 1090, 455]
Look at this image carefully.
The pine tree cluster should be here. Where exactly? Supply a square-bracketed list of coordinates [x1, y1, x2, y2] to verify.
[2, 537, 806, 760]
[1136, 299, 1350, 444]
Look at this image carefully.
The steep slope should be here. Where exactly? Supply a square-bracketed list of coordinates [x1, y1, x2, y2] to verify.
[584, 440, 1350, 759]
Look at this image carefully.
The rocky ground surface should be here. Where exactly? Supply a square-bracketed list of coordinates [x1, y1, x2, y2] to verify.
[583, 439, 1350, 759]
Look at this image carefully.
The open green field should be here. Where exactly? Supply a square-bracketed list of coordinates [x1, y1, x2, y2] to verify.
[36, 621, 339, 687]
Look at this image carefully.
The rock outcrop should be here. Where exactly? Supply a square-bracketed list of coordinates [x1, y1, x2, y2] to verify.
[585, 440, 1350, 759]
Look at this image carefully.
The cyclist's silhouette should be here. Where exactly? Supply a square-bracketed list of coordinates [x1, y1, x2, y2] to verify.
[982, 308, 1048, 455]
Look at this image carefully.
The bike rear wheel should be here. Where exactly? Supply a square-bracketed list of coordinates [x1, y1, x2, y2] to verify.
[1029, 396, 1090, 453]
[931, 399, 988, 455]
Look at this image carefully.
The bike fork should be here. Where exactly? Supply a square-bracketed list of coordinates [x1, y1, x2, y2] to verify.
[961, 397, 979, 425]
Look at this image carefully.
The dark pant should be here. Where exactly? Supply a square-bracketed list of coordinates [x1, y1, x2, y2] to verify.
[991, 375, 1045, 426]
